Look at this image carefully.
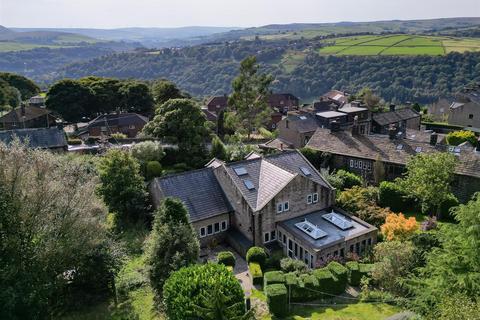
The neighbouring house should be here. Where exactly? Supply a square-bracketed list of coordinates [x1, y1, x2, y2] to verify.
[206, 95, 229, 113]
[0, 105, 57, 130]
[372, 105, 421, 135]
[321, 90, 349, 106]
[78, 113, 148, 139]
[150, 150, 377, 267]
[429, 85, 480, 129]
[268, 93, 300, 114]
[306, 127, 480, 202]
[275, 113, 319, 148]
[0, 127, 68, 151]
[28, 95, 46, 108]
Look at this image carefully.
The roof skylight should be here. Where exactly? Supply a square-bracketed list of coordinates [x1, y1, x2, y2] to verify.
[243, 179, 255, 190]
[323, 211, 353, 230]
[295, 219, 327, 239]
[234, 167, 247, 176]
[299, 116, 308, 120]
[300, 166, 312, 176]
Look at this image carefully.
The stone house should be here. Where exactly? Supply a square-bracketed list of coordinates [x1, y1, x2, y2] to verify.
[0, 105, 57, 130]
[150, 150, 377, 267]
[306, 127, 480, 203]
[268, 93, 300, 113]
[371, 105, 421, 134]
[78, 113, 148, 138]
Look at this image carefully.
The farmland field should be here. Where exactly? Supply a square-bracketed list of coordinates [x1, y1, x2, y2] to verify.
[318, 34, 480, 56]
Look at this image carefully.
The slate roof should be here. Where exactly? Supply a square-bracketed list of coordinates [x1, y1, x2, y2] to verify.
[306, 128, 480, 178]
[0, 127, 67, 149]
[0, 106, 52, 123]
[372, 108, 420, 126]
[223, 150, 332, 211]
[279, 207, 376, 251]
[316, 111, 348, 119]
[286, 113, 319, 133]
[322, 90, 348, 104]
[338, 104, 368, 113]
[152, 167, 232, 222]
[87, 113, 148, 128]
[206, 95, 228, 108]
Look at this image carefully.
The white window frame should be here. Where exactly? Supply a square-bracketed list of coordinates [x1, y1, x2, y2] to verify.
[200, 227, 206, 238]
[359, 160, 363, 168]
[221, 220, 227, 231]
[214, 222, 220, 234]
[270, 230, 276, 241]
[207, 224, 213, 236]
[277, 203, 284, 213]
[307, 194, 313, 204]
[313, 193, 318, 203]
[284, 201, 290, 212]
[128, 124, 136, 129]
[264, 232, 270, 243]
[350, 159, 354, 168]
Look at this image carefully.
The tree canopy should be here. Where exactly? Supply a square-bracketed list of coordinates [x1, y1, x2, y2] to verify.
[0, 72, 40, 100]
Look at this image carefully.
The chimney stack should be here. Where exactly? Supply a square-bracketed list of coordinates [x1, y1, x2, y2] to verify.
[388, 125, 397, 140]
[430, 132, 438, 146]
[389, 104, 396, 112]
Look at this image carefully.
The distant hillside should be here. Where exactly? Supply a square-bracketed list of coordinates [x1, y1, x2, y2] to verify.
[11, 26, 241, 48]
[0, 27, 100, 45]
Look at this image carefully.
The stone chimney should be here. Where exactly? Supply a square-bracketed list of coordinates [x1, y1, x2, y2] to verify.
[389, 104, 396, 112]
[388, 125, 397, 140]
[351, 115, 359, 136]
[430, 132, 438, 146]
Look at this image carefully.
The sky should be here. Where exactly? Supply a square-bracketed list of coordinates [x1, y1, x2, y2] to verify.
[1, 0, 479, 28]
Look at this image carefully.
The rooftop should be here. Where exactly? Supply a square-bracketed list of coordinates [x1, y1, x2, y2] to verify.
[338, 104, 368, 113]
[372, 108, 420, 126]
[279, 208, 375, 251]
[316, 111, 348, 119]
[87, 113, 148, 128]
[0, 105, 52, 123]
[0, 127, 67, 149]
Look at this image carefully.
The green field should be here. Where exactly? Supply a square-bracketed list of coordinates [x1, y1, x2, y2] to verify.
[0, 41, 63, 52]
[318, 34, 480, 56]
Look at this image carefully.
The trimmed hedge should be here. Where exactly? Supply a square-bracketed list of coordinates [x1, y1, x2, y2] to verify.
[217, 251, 236, 267]
[249, 262, 263, 286]
[264, 271, 285, 287]
[299, 274, 319, 300]
[146, 161, 162, 180]
[346, 261, 361, 286]
[327, 261, 348, 294]
[265, 284, 288, 317]
[313, 268, 336, 296]
[246, 246, 267, 267]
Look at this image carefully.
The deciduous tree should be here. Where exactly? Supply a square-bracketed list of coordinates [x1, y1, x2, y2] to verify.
[380, 213, 418, 241]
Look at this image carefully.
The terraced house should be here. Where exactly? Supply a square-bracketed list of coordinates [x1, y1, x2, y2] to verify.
[150, 150, 377, 268]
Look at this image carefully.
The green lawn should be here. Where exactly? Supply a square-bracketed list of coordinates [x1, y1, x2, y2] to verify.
[337, 46, 385, 56]
[260, 302, 401, 320]
[361, 35, 411, 46]
[0, 41, 62, 52]
[281, 51, 307, 73]
[381, 46, 444, 55]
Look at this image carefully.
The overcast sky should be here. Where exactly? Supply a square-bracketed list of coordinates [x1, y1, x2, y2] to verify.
[1, 0, 479, 28]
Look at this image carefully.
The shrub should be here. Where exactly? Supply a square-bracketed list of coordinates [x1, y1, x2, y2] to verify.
[249, 262, 263, 286]
[217, 251, 236, 267]
[264, 271, 285, 287]
[346, 261, 361, 286]
[246, 246, 267, 266]
[379, 181, 416, 212]
[300, 147, 327, 168]
[131, 141, 165, 163]
[280, 257, 308, 273]
[111, 132, 127, 140]
[163, 263, 245, 320]
[335, 169, 363, 190]
[146, 161, 162, 180]
[265, 249, 284, 270]
[439, 193, 459, 221]
[446, 130, 477, 146]
[313, 268, 336, 295]
[67, 138, 82, 145]
[299, 274, 320, 300]
[327, 261, 348, 293]
[421, 216, 438, 231]
[381, 213, 418, 241]
[265, 284, 288, 317]
[86, 137, 97, 144]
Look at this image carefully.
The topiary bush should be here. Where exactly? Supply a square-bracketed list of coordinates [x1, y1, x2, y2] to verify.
[264, 271, 285, 287]
[280, 257, 308, 273]
[298, 273, 320, 300]
[217, 251, 236, 267]
[313, 268, 336, 296]
[246, 246, 267, 267]
[265, 249, 284, 270]
[346, 261, 361, 286]
[67, 138, 82, 145]
[327, 261, 348, 294]
[163, 263, 245, 320]
[146, 160, 162, 180]
[249, 262, 263, 286]
[265, 284, 288, 317]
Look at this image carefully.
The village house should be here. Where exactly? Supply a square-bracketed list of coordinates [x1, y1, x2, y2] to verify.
[77, 113, 148, 139]
[371, 105, 421, 135]
[0, 126, 68, 152]
[268, 93, 300, 114]
[0, 105, 57, 130]
[305, 127, 480, 202]
[150, 150, 377, 267]
[27, 95, 46, 108]
[429, 84, 480, 129]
